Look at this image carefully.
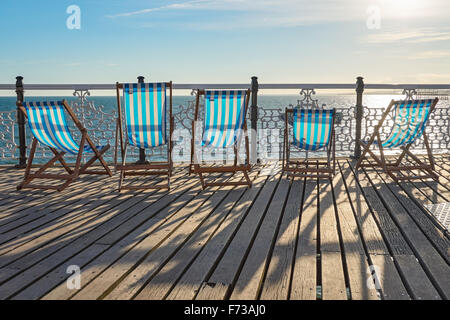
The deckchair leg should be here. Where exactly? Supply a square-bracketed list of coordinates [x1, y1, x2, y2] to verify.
[282, 108, 288, 175]
[167, 173, 171, 190]
[376, 133, 389, 172]
[79, 145, 111, 175]
[118, 170, 125, 192]
[49, 147, 73, 174]
[332, 132, 336, 175]
[394, 144, 410, 166]
[402, 147, 438, 181]
[86, 143, 112, 177]
[118, 142, 128, 191]
[355, 139, 373, 169]
[17, 138, 38, 190]
[18, 149, 72, 191]
[197, 169, 206, 190]
[73, 132, 86, 179]
[243, 170, 252, 188]
[285, 130, 291, 178]
[423, 131, 436, 171]
[190, 120, 195, 176]
[356, 99, 398, 169]
[114, 117, 119, 169]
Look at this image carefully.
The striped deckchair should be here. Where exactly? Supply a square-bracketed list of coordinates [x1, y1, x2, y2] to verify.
[115, 81, 173, 191]
[282, 107, 336, 179]
[190, 89, 252, 189]
[17, 100, 112, 191]
[355, 98, 439, 181]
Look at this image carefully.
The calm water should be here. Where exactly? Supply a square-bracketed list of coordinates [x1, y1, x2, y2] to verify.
[0, 94, 404, 112]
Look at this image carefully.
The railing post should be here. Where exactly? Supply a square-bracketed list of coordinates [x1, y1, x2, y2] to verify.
[354, 76, 364, 159]
[136, 75, 149, 164]
[250, 76, 259, 164]
[15, 76, 27, 168]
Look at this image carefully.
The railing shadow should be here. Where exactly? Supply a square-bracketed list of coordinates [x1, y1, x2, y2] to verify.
[0, 159, 448, 300]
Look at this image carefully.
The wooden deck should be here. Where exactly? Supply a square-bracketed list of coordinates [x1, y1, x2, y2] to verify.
[0, 155, 449, 300]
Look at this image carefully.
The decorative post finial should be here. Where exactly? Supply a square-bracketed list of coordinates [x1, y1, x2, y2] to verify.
[15, 76, 24, 104]
[356, 76, 364, 94]
[251, 76, 258, 91]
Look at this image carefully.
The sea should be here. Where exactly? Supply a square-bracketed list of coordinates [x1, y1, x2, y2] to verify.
[0, 94, 405, 113]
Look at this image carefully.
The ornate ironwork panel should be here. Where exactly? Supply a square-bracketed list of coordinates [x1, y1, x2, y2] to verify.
[0, 89, 448, 164]
[0, 111, 16, 161]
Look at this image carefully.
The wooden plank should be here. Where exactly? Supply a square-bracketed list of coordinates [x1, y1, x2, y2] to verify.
[0, 159, 447, 300]
[318, 179, 347, 300]
[194, 171, 282, 300]
[339, 162, 390, 255]
[0, 177, 114, 238]
[431, 159, 450, 187]
[395, 179, 449, 237]
[0, 184, 159, 294]
[0, 169, 35, 192]
[0, 170, 141, 225]
[0, 174, 101, 221]
[369, 166, 449, 262]
[144, 171, 265, 301]
[332, 162, 378, 300]
[12, 243, 110, 300]
[0, 173, 170, 269]
[401, 158, 450, 203]
[259, 179, 303, 300]
[399, 180, 448, 205]
[13, 175, 209, 300]
[0, 169, 184, 255]
[394, 255, 440, 300]
[0, 166, 99, 196]
[41, 172, 225, 300]
[109, 182, 247, 300]
[290, 180, 317, 300]
[0, 174, 191, 298]
[229, 179, 290, 300]
[69, 175, 234, 300]
[348, 161, 411, 300]
[362, 166, 449, 299]
[339, 161, 409, 300]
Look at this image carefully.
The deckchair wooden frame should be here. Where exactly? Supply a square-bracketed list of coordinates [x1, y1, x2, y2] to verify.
[189, 89, 252, 189]
[355, 98, 439, 181]
[17, 100, 112, 192]
[282, 108, 336, 179]
[115, 81, 174, 191]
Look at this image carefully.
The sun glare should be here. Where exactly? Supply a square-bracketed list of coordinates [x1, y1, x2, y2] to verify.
[381, 0, 429, 18]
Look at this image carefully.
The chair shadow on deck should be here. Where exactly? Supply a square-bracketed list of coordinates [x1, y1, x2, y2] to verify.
[0, 160, 448, 300]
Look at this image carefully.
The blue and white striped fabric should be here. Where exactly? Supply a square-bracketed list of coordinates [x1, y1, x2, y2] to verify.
[292, 108, 334, 151]
[123, 83, 167, 148]
[24, 101, 102, 154]
[376, 99, 433, 148]
[201, 90, 248, 148]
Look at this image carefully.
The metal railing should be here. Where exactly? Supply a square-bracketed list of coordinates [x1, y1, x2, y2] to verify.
[0, 76, 449, 166]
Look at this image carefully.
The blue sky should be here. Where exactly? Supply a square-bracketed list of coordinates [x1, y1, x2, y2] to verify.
[0, 0, 449, 87]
